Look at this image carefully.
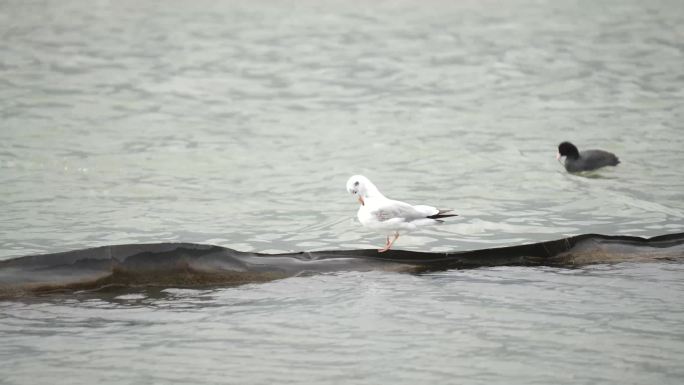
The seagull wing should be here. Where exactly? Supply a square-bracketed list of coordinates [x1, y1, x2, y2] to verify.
[369, 199, 439, 222]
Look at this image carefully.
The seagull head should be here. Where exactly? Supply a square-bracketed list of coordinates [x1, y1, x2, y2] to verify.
[346, 175, 381, 206]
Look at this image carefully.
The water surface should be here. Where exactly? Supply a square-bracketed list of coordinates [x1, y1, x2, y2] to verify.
[2, 264, 684, 385]
[1, 0, 683, 383]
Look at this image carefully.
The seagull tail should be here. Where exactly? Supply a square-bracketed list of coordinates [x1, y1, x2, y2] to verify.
[427, 209, 458, 220]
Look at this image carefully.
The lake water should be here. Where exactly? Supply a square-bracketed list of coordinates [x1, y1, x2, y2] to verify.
[1, 0, 684, 383]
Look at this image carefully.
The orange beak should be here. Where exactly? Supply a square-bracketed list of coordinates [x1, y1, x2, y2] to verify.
[358, 197, 364, 206]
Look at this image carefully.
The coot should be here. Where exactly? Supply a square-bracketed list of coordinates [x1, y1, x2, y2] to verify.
[557, 141, 620, 172]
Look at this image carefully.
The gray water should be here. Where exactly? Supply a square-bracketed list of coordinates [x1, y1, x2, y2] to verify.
[1, 0, 684, 383]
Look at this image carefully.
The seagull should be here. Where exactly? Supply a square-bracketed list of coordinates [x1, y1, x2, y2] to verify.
[346, 175, 457, 252]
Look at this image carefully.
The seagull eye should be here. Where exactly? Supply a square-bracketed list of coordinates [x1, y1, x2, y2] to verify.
[354, 181, 359, 187]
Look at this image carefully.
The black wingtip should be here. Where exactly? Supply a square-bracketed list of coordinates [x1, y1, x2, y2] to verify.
[428, 214, 459, 220]
[427, 210, 458, 220]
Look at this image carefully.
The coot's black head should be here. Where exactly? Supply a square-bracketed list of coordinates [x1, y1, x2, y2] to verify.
[558, 141, 580, 159]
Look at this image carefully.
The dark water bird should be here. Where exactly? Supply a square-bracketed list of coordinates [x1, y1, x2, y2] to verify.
[557, 141, 620, 172]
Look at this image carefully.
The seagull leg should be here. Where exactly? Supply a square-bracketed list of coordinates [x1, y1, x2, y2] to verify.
[378, 236, 391, 253]
[378, 232, 400, 253]
[388, 232, 400, 249]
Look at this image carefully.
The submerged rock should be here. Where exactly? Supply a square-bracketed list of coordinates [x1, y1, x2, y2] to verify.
[1, 232, 683, 298]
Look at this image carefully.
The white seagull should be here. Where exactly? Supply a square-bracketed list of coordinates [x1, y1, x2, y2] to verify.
[346, 175, 457, 252]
